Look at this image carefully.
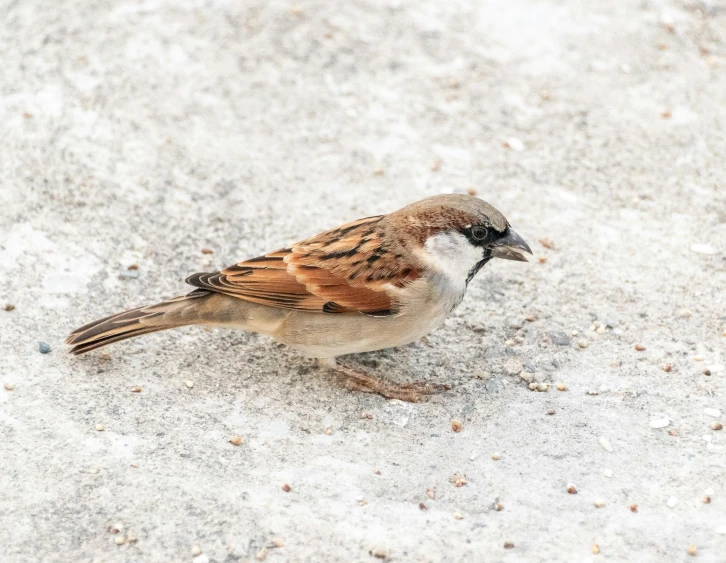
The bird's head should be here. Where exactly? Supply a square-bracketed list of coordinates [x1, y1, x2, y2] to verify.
[390, 194, 532, 283]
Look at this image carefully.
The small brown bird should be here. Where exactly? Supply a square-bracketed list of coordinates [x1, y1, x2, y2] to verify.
[67, 194, 531, 402]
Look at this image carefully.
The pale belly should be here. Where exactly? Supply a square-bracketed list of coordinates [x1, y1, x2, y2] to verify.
[272, 277, 465, 358]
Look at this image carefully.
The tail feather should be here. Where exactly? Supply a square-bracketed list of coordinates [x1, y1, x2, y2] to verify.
[66, 290, 211, 355]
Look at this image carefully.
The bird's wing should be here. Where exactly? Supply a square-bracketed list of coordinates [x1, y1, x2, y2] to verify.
[185, 216, 420, 315]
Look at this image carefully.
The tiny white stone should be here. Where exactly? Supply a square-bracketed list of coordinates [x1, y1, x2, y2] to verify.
[603, 469, 613, 478]
[594, 498, 605, 508]
[571, 330, 579, 336]
[503, 137, 525, 152]
[690, 243, 717, 255]
[649, 417, 670, 429]
[704, 408, 722, 418]
[184, 380, 195, 389]
[191, 545, 202, 556]
[578, 339, 589, 349]
[667, 496, 678, 508]
[598, 436, 613, 452]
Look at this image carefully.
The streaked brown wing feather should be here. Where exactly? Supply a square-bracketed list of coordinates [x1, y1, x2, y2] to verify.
[185, 215, 419, 315]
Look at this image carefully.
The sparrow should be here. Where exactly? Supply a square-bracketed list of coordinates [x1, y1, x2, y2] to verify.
[67, 194, 531, 402]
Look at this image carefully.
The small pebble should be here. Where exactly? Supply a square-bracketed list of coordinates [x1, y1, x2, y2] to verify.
[668, 429, 678, 436]
[419, 502, 427, 511]
[89, 466, 100, 474]
[704, 408, 721, 418]
[426, 488, 435, 500]
[528, 382, 538, 391]
[126, 534, 138, 543]
[184, 380, 194, 389]
[127, 264, 139, 271]
[454, 512, 463, 520]
[536, 382, 549, 392]
[39, 342, 51, 354]
[114, 536, 126, 546]
[635, 344, 646, 351]
[360, 411, 373, 420]
[710, 422, 723, 431]
[453, 475, 467, 487]
[451, 420, 463, 433]
[3, 382, 15, 391]
[587, 390, 599, 396]
[703, 496, 711, 504]
[519, 371, 534, 383]
[663, 364, 672, 372]
[491, 452, 501, 460]
[130, 386, 142, 393]
[687, 545, 697, 556]
[571, 330, 579, 336]
[649, 417, 669, 429]
[577, 339, 589, 349]
[325, 427, 333, 435]
[599, 437, 613, 452]
[667, 496, 678, 508]
[603, 469, 613, 478]
[3, 304, 15, 311]
[229, 436, 243, 446]
[678, 308, 692, 318]
[591, 544, 600, 555]
[594, 499, 605, 508]
[630, 504, 638, 513]
[546, 409, 555, 416]
[466, 188, 477, 196]
[596, 326, 606, 334]
[201, 248, 214, 254]
[191, 545, 202, 556]
[270, 539, 284, 548]
[96, 424, 105, 432]
[503, 137, 524, 151]
[101, 351, 111, 361]
[556, 383, 567, 391]
[282, 483, 291, 492]
[256, 548, 268, 561]
[371, 548, 388, 559]
[494, 503, 504, 511]
[525, 315, 536, 322]
[567, 483, 577, 494]
[503, 541, 515, 549]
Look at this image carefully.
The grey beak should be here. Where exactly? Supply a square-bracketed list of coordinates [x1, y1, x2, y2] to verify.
[490, 228, 533, 262]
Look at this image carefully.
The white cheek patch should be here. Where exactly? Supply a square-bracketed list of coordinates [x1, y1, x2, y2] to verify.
[418, 232, 485, 282]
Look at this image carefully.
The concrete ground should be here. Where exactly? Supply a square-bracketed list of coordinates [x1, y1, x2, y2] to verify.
[1, 0, 725, 561]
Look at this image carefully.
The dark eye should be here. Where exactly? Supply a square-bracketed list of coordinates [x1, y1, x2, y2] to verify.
[471, 226, 488, 241]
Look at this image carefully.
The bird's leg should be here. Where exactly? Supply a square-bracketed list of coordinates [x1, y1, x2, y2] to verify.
[317, 358, 452, 403]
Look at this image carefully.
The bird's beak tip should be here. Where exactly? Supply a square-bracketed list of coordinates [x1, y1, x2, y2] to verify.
[490, 228, 532, 262]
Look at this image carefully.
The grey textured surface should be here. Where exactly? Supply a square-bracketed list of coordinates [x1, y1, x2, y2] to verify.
[1, 0, 726, 561]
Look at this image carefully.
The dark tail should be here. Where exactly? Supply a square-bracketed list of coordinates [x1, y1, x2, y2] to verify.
[66, 290, 211, 355]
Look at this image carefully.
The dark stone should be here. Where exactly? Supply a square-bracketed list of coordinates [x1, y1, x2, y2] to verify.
[548, 332, 570, 346]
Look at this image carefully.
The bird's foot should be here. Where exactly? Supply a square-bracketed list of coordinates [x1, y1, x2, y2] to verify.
[325, 360, 452, 403]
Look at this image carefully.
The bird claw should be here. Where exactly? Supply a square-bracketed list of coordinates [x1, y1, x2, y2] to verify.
[330, 362, 453, 403]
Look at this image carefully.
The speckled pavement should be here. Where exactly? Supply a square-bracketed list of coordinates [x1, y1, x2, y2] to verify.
[1, 1, 725, 561]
